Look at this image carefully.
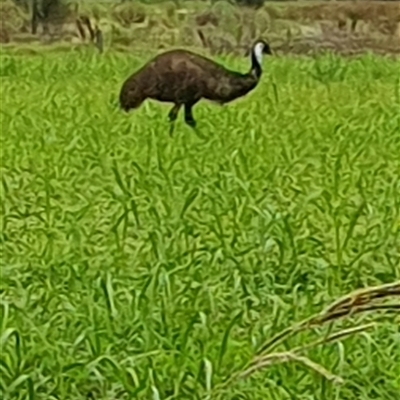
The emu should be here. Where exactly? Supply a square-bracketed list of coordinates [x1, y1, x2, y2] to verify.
[119, 40, 272, 134]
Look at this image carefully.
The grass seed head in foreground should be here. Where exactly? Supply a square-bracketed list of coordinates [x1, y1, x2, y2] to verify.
[119, 40, 272, 135]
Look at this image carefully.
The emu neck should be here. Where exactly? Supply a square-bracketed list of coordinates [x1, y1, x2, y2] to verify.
[250, 50, 262, 80]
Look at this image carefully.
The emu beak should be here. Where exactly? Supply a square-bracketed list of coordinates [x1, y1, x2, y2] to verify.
[264, 46, 272, 55]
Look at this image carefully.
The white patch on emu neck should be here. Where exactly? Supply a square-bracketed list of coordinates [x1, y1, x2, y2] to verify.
[253, 42, 264, 65]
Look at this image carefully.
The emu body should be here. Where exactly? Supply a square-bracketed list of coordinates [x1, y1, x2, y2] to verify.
[119, 40, 272, 133]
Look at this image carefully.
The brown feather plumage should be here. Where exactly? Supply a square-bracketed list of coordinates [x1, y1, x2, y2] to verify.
[119, 40, 272, 133]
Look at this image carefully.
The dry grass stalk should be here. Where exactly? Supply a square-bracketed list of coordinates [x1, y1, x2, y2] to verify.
[258, 281, 400, 354]
[237, 323, 375, 386]
[320, 282, 400, 316]
[213, 281, 400, 397]
[239, 352, 344, 384]
[292, 323, 376, 354]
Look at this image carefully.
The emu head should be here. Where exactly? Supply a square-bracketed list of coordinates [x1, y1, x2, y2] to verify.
[252, 40, 272, 64]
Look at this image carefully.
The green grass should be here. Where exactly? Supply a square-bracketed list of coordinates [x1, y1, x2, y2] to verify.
[1, 48, 399, 400]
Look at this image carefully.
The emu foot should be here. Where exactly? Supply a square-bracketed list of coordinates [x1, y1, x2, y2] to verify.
[185, 118, 197, 129]
[185, 118, 205, 139]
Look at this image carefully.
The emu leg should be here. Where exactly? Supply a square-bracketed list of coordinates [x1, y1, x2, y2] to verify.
[184, 103, 207, 139]
[168, 104, 181, 136]
[184, 104, 196, 128]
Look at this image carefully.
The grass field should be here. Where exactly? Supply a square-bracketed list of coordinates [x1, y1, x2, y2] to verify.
[1, 49, 400, 399]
